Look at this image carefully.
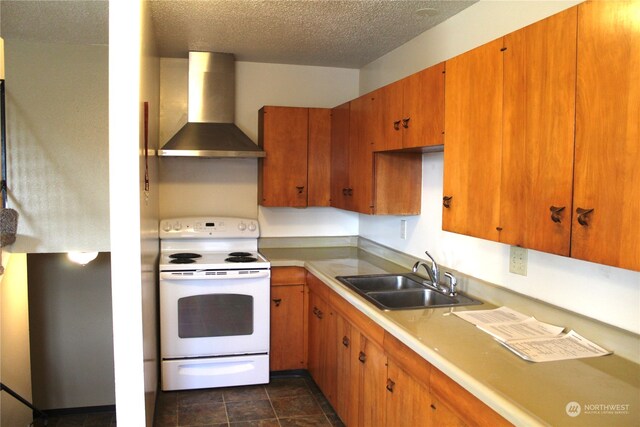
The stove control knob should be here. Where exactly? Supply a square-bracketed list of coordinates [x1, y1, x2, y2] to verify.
[248, 222, 257, 232]
[173, 222, 182, 231]
[162, 222, 172, 232]
[238, 222, 247, 231]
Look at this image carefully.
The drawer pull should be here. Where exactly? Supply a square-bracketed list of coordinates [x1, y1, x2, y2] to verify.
[272, 298, 282, 307]
[402, 118, 410, 128]
[386, 379, 395, 392]
[550, 205, 565, 223]
[358, 351, 366, 364]
[393, 120, 401, 131]
[342, 336, 350, 348]
[443, 195, 452, 208]
[576, 207, 594, 226]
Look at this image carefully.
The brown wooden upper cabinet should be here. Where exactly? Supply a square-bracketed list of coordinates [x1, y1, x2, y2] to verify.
[330, 101, 352, 211]
[331, 92, 422, 215]
[443, 37, 504, 241]
[443, 8, 578, 248]
[499, 7, 577, 256]
[443, 2, 638, 271]
[379, 62, 446, 151]
[258, 106, 331, 207]
[572, 0, 640, 271]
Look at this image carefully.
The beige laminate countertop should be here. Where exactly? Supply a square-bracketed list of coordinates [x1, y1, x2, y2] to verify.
[261, 246, 640, 427]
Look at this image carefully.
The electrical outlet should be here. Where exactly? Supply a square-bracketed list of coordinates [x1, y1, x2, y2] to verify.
[400, 219, 407, 239]
[509, 246, 528, 276]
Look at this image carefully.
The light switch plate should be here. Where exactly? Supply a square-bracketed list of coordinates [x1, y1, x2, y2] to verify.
[509, 246, 528, 276]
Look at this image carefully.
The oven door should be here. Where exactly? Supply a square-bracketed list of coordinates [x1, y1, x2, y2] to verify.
[160, 270, 270, 359]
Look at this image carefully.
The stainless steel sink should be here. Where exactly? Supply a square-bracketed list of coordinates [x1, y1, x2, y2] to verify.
[335, 273, 482, 311]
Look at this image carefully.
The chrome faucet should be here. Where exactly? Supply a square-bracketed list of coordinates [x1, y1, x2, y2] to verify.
[412, 251, 440, 287]
[444, 272, 457, 296]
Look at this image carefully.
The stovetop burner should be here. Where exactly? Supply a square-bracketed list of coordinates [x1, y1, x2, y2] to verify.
[169, 253, 202, 259]
[229, 251, 252, 257]
[169, 258, 197, 264]
[225, 256, 258, 263]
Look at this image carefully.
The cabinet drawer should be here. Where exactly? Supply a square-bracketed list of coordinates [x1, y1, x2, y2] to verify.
[271, 266, 306, 286]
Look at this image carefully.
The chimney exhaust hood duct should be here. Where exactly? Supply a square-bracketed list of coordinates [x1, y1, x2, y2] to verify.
[158, 52, 265, 158]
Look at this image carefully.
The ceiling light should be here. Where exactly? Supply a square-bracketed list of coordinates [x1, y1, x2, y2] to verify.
[67, 251, 99, 266]
[415, 7, 439, 18]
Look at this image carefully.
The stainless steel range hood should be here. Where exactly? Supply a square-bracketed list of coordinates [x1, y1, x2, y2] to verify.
[158, 52, 265, 158]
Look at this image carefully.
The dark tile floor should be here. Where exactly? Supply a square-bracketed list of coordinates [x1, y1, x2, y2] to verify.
[32, 376, 339, 427]
[154, 376, 345, 427]
[33, 410, 116, 427]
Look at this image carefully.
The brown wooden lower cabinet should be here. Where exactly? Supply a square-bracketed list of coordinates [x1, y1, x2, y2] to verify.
[301, 273, 511, 426]
[430, 368, 511, 427]
[270, 267, 306, 371]
[307, 273, 337, 403]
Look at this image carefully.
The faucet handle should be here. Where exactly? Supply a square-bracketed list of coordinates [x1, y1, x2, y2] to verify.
[444, 272, 457, 296]
[412, 261, 420, 273]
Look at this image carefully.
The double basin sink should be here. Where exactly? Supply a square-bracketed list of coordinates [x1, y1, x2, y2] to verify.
[336, 273, 482, 311]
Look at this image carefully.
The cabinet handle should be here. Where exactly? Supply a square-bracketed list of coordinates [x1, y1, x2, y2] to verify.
[313, 306, 319, 316]
[296, 186, 305, 194]
[576, 207, 594, 226]
[317, 310, 323, 319]
[386, 378, 395, 392]
[358, 351, 366, 364]
[550, 206, 565, 223]
[342, 336, 350, 348]
[272, 298, 282, 307]
[342, 188, 348, 196]
[402, 118, 410, 128]
[347, 188, 353, 196]
[443, 195, 453, 208]
[393, 120, 401, 131]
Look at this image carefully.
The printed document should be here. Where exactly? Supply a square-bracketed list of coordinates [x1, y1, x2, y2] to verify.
[454, 307, 612, 362]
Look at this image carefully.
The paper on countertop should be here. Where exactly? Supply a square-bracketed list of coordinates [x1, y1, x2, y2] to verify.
[499, 330, 613, 363]
[454, 306, 612, 362]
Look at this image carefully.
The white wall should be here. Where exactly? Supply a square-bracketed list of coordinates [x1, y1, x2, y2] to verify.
[139, 1, 161, 425]
[5, 40, 109, 253]
[109, 0, 148, 425]
[358, 1, 640, 335]
[27, 253, 114, 410]
[158, 59, 360, 236]
[0, 252, 32, 427]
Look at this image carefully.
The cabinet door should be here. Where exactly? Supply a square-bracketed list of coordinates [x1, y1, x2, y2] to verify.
[307, 289, 336, 402]
[443, 38, 504, 241]
[386, 358, 432, 427]
[308, 108, 332, 207]
[572, 0, 640, 271]
[330, 102, 352, 210]
[429, 396, 467, 427]
[258, 106, 308, 207]
[380, 80, 404, 151]
[402, 62, 446, 149]
[349, 93, 377, 214]
[270, 284, 305, 371]
[500, 7, 577, 256]
[307, 290, 324, 387]
[335, 312, 358, 427]
[430, 368, 510, 427]
[358, 333, 386, 427]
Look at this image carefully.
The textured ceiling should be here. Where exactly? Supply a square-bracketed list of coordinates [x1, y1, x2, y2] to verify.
[0, 0, 108, 46]
[0, 0, 477, 69]
[148, 0, 477, 68]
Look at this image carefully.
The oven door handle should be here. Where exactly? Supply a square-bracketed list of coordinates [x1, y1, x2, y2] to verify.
[160, 270, 270, 280]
